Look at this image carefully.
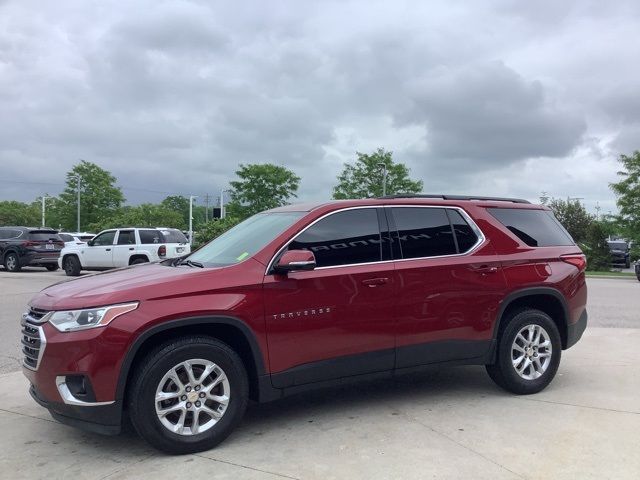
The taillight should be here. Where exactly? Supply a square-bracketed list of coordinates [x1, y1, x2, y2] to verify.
[560, 254, 587, 271]
[22, 241, 38, 247]
[158, 245, 166, 257]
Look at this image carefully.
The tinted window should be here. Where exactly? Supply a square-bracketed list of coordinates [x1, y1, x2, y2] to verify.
[392, 208, 457, 259]
[117, 230, 136, 245]
[159, 229, 187, 244]
[59, 234, 74, 242]
[93, 231, 116, 246]
[447, 210, 479, 253]
[289, 209, 381, 268]
[28, 231, 62, 241]
[0, 229, 11, 240]
[139, 230, 163, 244]
[488, 208, 574, 247]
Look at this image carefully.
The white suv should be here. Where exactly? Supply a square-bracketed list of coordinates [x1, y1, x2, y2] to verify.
[59, 227, 190, 276]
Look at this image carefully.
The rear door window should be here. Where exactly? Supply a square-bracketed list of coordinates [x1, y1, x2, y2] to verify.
[391, 207, 457, 259]
[139, 230, 163, 244]
[117, 230, 136, 245]
[488, 208, 574, 247]
[59, 234, 74, 242]
[288, 208, 382, 268]
[446, 210, 480, 253]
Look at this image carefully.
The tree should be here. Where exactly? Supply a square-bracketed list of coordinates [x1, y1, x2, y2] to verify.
[161, 195, 191, 227]
[96, 204, 185, 231]
[333, 148, 423, 199]
[57, 161, 125, 231]
[610, 150, 640, 260]
[547, 198, 593, 245]
[0, 201, 39, 226]
[226, 164, 300, 219]
[583, 221, 611, 271]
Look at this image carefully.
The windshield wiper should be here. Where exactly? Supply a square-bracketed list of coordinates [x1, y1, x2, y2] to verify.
[177, 259, 204, 268]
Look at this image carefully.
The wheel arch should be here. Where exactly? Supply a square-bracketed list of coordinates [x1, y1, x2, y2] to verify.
[128, 254, 150, 265]
[116, 316, 266, 405]
[493, 287, 570, 350]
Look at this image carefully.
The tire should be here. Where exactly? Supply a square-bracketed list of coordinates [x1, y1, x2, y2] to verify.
[625, 259, 631, 269]
[45, 264, 59, 271]
[128, 336, 249, 454]
[130, 257, 148, 265]
[486, 308, 562, 395]
[63, 256, 82, 276]
[4, 252, 21, 272]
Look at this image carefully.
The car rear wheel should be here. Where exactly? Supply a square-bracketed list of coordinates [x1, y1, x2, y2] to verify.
[45, 264, 59, 271]
[4, 252, 21, 272]
[63, 256, 81, 276]
[486, 308, 561, 395]
[128, 336, 248, 454]
[130, 257, 148, 265]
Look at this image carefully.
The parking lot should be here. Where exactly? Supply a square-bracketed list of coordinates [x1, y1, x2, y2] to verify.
[0, 270, 638, 479]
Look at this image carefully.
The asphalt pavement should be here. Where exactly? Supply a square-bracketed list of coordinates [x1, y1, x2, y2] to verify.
[0, 268, 638, 478]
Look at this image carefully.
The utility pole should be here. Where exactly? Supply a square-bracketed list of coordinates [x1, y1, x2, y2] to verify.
[73, 175, 82, 232]
[204, 194, 210, 222]
[189, 195, 198, 245]
[377, 163, 387, 196]
[41, 194, 49, 228]
[220, 189, 227, 219]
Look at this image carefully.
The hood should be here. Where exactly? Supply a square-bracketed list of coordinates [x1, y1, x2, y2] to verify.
[29, 262, 230, 310]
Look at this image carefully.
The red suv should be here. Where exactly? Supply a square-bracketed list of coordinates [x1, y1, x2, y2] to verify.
[21, 195, 587, 453]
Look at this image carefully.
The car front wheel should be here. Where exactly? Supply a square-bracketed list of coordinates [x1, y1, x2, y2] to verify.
[486, 308, 562, 395]
[63, 256, 81, 276]
[128, 336, 249, 454]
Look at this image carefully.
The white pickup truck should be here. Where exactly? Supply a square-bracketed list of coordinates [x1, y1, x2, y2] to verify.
[59, 227, 190, 276]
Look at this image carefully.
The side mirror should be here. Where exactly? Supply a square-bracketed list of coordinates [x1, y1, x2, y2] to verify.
[274, 249, 316, 274]
[87, 240, 94, 246]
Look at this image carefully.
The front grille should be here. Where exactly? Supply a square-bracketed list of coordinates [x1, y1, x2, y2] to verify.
[21, 318, 46, 370]
[27, 307, 49, 322]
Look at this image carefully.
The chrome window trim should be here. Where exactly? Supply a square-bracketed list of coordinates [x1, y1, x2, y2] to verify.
[265, 204, 486, 275]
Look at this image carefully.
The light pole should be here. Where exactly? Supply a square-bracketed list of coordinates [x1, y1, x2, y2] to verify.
[220, 189, 227, 219]
[189, 195, 198, 245]
[41, 194, 49, 228]
[377, 163, 387, 197]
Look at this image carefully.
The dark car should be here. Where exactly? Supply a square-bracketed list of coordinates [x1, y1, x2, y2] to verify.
[635, 260, 639, 281]
[607, 240, 630, 268]
[22, 195, 587, 453]
[0, 227, 65, 272]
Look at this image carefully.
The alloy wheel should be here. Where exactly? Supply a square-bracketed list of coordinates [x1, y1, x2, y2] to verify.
[155, 359, 230, 436]
[511, 324, 553, 380]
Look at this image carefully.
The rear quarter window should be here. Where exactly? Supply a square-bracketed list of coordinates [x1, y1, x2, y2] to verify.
[488, 208, 574, 247]
[159, 229, 188, 244]
[139, 230, 163, 244]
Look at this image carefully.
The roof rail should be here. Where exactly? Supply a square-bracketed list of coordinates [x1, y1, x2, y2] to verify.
[377, 194, 531, 204]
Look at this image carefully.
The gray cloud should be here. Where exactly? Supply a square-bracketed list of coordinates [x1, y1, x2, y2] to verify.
[0, 0, 639, 213]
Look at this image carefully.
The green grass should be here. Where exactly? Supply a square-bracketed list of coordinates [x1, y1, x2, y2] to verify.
[585, 270, 636, 277]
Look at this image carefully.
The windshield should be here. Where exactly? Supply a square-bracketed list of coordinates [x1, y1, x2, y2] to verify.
[187, 212, 304, 267]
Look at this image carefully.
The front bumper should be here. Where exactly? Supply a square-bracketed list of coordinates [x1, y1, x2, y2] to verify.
[29, 383, 121, 435]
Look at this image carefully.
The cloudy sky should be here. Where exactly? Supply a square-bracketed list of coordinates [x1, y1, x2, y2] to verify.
[1, 0, 639, 213]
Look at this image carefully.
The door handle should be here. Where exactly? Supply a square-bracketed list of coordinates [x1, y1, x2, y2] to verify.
[129, 247, 135, 251]
[362, 277, 389, 287]
[474, 265, 498, 274]
[106, 248, 111, 252]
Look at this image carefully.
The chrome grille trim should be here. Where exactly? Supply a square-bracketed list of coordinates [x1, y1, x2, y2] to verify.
[21, 317, 46, 371]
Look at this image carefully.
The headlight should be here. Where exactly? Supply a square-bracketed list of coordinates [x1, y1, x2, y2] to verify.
[44, 302, 139, 332]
